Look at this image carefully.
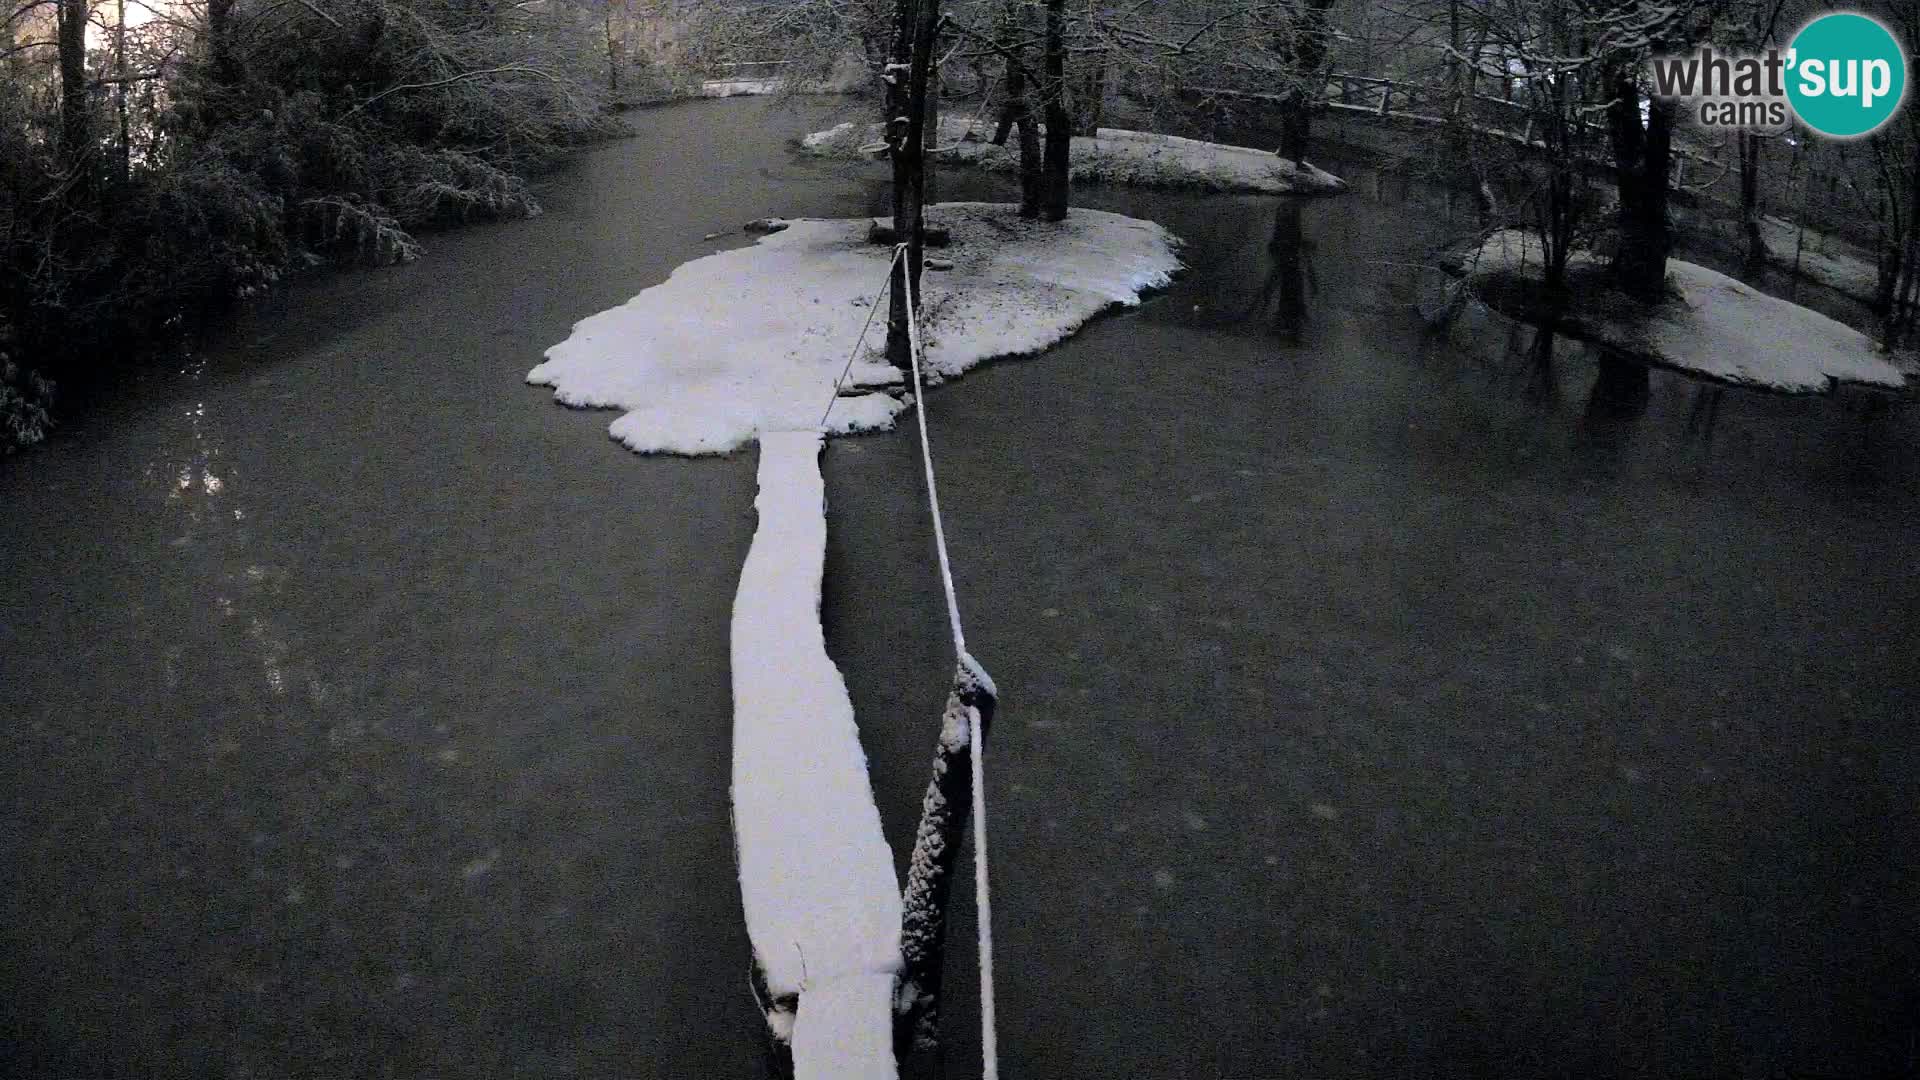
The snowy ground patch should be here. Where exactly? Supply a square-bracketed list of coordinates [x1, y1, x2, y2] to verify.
[801, 117, 1347, 195]
[1759, 216, 1881, 303]
[700, 78, 783, 97]
[528, 202, 1182, 455]
[732, 430, 900, 1078]
[1456, 230, 1906, 394]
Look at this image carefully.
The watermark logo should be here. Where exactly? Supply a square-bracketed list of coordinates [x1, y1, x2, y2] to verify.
[1785, 13, 1905, 137]
[1649, 12, 1907, 138]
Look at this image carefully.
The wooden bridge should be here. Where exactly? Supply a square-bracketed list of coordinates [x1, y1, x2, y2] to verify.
[1201, 72, 1726, 187]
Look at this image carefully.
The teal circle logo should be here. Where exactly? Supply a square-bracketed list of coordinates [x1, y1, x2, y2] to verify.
[1786, 13, 1907, 138]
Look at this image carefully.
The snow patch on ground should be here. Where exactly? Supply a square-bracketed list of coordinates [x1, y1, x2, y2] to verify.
[1759, 216, 1880, 302]
[701, 78, 782, 97]
[528, 202, 1182, 455]
[1462, 230, 1906, 394]
[801, 117, 1348, 195]
[731, 430, 901, 1035]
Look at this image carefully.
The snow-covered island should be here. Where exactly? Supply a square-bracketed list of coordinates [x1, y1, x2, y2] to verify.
[528, 201, 1183, 455]
[527, 203, 1182, 1076]
[801, 116, 1348, 196]
[1451, 229, 1907, 395]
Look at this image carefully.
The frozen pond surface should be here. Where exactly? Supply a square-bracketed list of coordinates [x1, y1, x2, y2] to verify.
[3, 97, 1917, 1077]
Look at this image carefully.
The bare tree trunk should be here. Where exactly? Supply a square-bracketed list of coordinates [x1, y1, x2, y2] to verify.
[887, 0, 915, 199]
[1894, 225, 1919, 349]
[1071, 50, 1106, 135]
[1272, 0, 1335, 167]
[1040, 0, 1069, 221]
[115, 0, 130, 184]
[1733, 0, 1791, 268]
[605, 10, 621, 95]
[885, 0, 917, 366]
[902, 0, 940, 301]
[1592, 63, 1669, 401]
[1606, 76, 1675, 303]
[1883, 141, 1918, 350]
[1447, 0, 1461, 104]
[1013, 56, 1041, 217]
[206, 0, 243, 87]
[988, 2, 1042, 216]
[1740, 131, 1765, 264]
[923, 62, 940, 206]
[56, 0, 89, 174]
[990, 52, 1042, 215]
[886, 0, 941, 365]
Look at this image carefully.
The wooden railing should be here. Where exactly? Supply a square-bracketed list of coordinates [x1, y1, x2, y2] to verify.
[1200, 72, 1725, 182]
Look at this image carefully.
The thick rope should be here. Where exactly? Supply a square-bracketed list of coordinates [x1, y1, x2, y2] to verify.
[899, 247, 966, 656]
[900, 246, 997, 1080]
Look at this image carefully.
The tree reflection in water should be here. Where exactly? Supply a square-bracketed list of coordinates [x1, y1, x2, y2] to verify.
[1262, 198, 1314, 344]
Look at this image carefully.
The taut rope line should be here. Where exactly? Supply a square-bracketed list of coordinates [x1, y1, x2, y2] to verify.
[814, 242, 1001, 1080]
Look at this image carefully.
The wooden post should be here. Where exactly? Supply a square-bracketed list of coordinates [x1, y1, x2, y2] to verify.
[895, 660, 997, 1056]
[1040, 0, 1071, 220]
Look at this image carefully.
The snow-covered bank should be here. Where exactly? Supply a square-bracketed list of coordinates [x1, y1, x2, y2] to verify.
[700, 78, 782, 98]
[1457, 230, 1907, 394]
[528, 202, 1182, 455]
[1758, 216, 1880, 302]
[732, 430, 899, 1079]
[800, 116, 1347, 196]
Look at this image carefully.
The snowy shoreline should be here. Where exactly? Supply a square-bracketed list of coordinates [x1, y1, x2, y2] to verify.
[528, 202, 1183, 455]
[1452, 230, 1907, 395]
[800, 117, 1349, 196]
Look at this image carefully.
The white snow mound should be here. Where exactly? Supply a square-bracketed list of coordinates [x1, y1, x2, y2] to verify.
[802, 117, 1348, 195]
[528, 202, 1182, 455]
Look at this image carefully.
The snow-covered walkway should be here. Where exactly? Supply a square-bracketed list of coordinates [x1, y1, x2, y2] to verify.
[732, 429, 900, 1080]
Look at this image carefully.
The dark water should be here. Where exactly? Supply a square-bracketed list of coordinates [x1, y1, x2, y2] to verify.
[5, 97, 1917, 1078]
